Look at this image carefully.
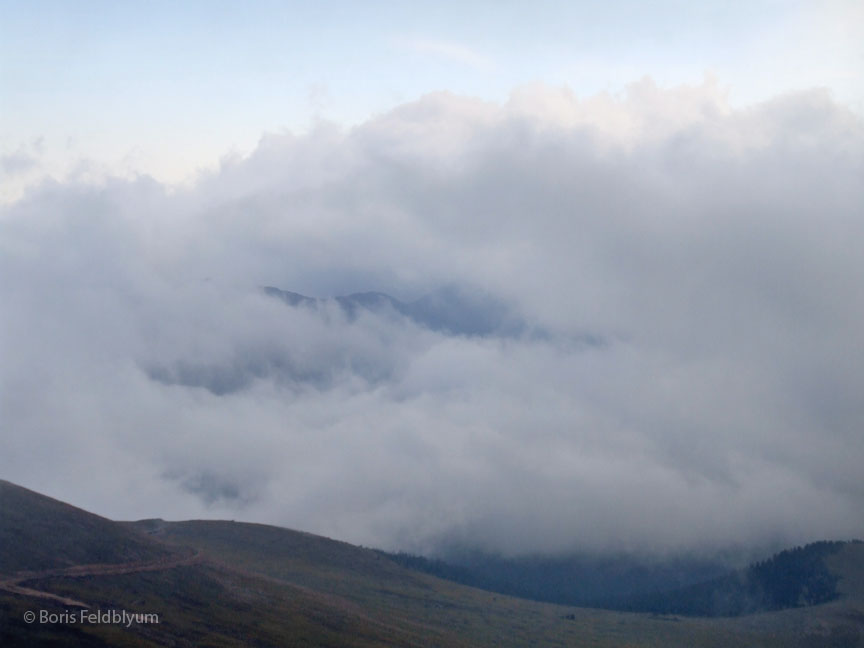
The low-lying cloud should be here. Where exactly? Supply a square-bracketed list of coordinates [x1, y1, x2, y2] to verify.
[2, 78, 862, 556]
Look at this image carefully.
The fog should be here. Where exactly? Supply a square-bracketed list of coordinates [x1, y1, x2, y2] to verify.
[2, 79, 862, 556]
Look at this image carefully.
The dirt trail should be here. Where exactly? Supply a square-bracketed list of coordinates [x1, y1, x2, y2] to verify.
[0, 551, 202, 608]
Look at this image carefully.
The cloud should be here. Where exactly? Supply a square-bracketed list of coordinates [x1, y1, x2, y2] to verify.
[1, 151, 38, 176]
[0, 139, 46, 202]
[1, 79, 863, 556]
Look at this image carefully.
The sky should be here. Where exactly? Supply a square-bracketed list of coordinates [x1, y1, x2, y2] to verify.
[1, 1, 863, 556]
[2, 0, 862, 200]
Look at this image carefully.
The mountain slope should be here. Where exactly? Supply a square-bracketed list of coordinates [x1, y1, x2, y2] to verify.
[384, 541, 861, 618]
[0, 480, 173, 573]
[2, 480, 863, 647]
[262, 284, 526, 337]
[614, 541, 855, 616]
[382, 548, 731, 608]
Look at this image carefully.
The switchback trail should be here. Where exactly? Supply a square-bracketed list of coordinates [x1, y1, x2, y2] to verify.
[0, 550, 203, 608]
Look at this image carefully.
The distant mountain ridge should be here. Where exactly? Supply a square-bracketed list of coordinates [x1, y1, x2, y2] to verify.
[144, 284, 602, 397]
[262, 284, 526, 337]
[146, 284, 524, 397]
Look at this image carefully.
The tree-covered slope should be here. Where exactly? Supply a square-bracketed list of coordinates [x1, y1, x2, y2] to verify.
[617, 541, 857, 616]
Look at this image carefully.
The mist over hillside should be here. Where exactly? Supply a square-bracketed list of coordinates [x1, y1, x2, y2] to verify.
[2, 82, 863, 558]
[5, 480, 862, 647]
[383, 540, 863, 616]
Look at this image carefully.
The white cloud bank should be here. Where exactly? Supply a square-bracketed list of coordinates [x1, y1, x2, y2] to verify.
[2, 79, 863, 556]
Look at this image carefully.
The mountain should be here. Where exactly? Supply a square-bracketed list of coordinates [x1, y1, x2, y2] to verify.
[385, 542, 862, 618]
[145, 284, 604, 397]
[0, 480, 172, 574]
[2, 480, 863, 647]
[381, 549, 732, 609]
[145, 285, 533, 397]
[613, 541, 859, 616]
[262, 284, 527, 337]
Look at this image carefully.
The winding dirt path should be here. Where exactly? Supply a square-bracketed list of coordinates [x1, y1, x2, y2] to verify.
[0, 551, 202, 608]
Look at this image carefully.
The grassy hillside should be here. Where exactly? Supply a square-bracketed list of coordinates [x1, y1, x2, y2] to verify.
[2, 565, 425, 648]
[2, 480, 863, 646]
[0, 480, 173, 573]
